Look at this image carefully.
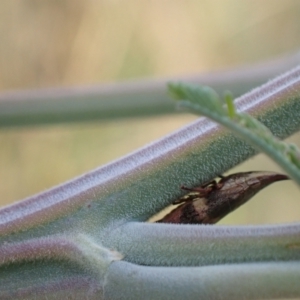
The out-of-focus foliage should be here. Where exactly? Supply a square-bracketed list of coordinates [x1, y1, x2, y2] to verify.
[1, 1, 300, 89]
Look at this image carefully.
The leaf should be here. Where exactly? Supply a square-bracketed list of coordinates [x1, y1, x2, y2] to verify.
[168, 82, 226, 117]
[169, 82, 300, 184]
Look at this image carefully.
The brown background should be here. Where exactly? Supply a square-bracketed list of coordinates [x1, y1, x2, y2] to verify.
[1, 0, 300, 224]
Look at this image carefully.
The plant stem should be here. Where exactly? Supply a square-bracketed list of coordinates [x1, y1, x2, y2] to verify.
[1, 52, 300, 127]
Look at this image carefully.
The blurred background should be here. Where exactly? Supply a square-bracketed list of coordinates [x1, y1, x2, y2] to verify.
[0, 0, 300, 224]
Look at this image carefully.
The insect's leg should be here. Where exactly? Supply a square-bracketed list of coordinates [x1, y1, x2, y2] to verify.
[173, 179, 219, 205]
[172, 195, 193, 205]
[181, 185, 208, 193]
[200, 179, 217, 188]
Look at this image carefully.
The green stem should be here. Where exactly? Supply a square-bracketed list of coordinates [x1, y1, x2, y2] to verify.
[104, 261, 300, 300]
[1, 52, 300, 127]
[1, 64, 300, 242]
[107, 222, 300, 266]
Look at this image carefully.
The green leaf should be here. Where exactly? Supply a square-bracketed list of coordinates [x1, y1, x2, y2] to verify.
[169, 82, 300, 184]
[168, 82, 226, 116]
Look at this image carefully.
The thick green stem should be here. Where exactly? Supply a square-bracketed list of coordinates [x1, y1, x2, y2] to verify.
[107, 222, 300, 266]
[0, 60, 300, 299]
[1, 64, 300, 243]
[104, 261, 300, 300]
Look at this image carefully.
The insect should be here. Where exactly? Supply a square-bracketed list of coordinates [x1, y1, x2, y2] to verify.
[156, 171, 289, 224]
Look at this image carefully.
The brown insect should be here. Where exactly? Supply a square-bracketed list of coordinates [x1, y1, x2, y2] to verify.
[157, 171, 289, 224]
